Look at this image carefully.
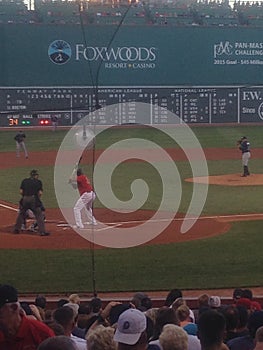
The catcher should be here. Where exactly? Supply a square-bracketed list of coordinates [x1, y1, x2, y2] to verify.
[19, 199, 46, 232]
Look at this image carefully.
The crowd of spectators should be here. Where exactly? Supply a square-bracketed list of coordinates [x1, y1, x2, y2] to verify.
[1, 0, 263, 26]
[1, 284, 263, 349]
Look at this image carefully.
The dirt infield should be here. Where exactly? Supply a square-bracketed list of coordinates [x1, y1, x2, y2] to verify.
[186, 173, 263, 186]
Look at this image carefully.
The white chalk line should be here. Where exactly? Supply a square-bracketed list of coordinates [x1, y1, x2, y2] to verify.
[1, 203, 263, 230]
[0, 203, 17, 211]
[53, 213, 263, 230]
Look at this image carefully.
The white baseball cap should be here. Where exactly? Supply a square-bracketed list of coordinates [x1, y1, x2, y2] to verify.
[114, 308, 146, 345]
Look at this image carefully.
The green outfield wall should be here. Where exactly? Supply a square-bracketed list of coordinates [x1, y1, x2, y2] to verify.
[1, 24, 263, 86]
[1, 24, 263, 125]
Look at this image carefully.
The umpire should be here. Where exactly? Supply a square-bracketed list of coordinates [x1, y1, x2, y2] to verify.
[13, 169, 50, 236]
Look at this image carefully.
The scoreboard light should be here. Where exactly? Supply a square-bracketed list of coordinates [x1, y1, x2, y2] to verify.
[21, 120, 31, 125]
[40, 119, 50, 125]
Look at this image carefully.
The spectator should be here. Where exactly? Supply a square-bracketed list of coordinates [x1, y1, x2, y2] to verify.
[90, 297, 102, 316]
[233, 289, 243, 305]
[249, 311, 263, 337]
[109, 303, 131, 326]
[140, 297, 153, 312]
[151, 307, 178, 342]
[197, 309, 228, 350]
[164, 289, 183, 307]
[252, 301, 262, 312]
[63, 302, 86, 339]
[221, 305, 239, 342]
[113, 308, 148, 350]
[35, 295, 47, 310]
[44, 308, 53, 321]
[77, 303, 91, 329]
[242, 289, 253, 300]
[52, 306, 87, 350]
[159, 324, 188, 350]
[0, 284, 54, 349]
[172, 298, 186, 312]
[235, 305, 249, 337]
[85, 315, 100, 334]
[149, 307, 201, 350]
[172, 299, 195, 325]
[193, 294, 210, 323]
[64, 302, 79, 316]
[236, 298, 252, 312]
[131, 292, 149, 309]
[209, 296, 221, 309]
[146, 315, 155, 342]
[227, 310, 263, 350]
[255, 326, 263, 350]
[35, 295, 47, 320]
[57, 298, 69, 308]
[31, 304, 45, 321]
[86, 325, 117, 350]
[176, 304, 198, 336]
[84, 301, 125, 334]
[69, 293, 81, 305]
[38, 335, 77, 350]
[20, 301, 35, 318]
[44, 321, 65, 336]
[145, 308, 160, 327]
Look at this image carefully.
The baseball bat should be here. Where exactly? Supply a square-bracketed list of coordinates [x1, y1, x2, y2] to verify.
[69, 156, 83, 183]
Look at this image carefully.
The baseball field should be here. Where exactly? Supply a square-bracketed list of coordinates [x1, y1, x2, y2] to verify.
[0, 124, 263, 295]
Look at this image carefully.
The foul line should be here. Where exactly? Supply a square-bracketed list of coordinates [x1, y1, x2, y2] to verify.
[1, 203, 263, 227]
[0, 203, 17, 212]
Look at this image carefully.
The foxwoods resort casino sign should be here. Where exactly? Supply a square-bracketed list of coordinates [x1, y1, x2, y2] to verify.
[48, 40, 157, 70]
[213, 41, 263, 65]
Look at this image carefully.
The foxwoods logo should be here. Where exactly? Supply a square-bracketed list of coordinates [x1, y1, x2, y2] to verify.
[48, 40, 157, 68]
[214, 41, 233, 58]
[75, 45, 156, 62]
[48, 40, 72, 65]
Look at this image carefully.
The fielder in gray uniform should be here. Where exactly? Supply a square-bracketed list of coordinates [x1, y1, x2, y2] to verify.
[238, 136, 251, 177]
[14, 130, 28, 158]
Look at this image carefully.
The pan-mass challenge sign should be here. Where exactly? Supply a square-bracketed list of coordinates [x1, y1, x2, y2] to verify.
[48, 40, 157, 69]
[213, 41, 263, 65]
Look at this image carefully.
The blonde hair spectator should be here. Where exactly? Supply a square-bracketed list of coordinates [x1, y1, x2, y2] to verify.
[69, 294, 81, 305]
[176, 304, 190, 322]
[86, 325, 117, 350]
[159, 324, 188, 350]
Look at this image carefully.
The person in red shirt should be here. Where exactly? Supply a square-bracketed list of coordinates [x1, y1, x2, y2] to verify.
[0, 284, 54, 350]
[72, 168, 97, 229]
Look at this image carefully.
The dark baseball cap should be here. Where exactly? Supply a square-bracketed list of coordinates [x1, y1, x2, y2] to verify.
[30, 169, 39, 176]
[0, 284, 18, 308]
